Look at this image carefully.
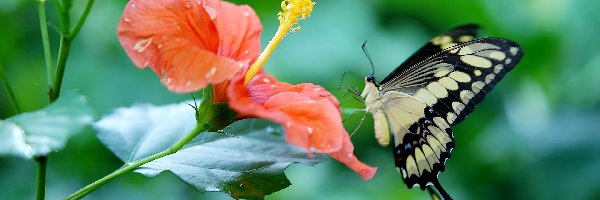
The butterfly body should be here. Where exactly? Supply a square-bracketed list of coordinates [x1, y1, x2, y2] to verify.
[361, 24, 523, 199]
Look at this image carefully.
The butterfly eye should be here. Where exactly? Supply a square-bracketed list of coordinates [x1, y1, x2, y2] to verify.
[366, 73, 375, 82]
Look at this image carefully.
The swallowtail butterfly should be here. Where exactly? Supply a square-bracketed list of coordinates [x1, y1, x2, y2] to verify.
[360, 24, 523, 199]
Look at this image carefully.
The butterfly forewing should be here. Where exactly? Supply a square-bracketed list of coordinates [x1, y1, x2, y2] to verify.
[380, 38, 523, 125]
[380, 24, 480, 84]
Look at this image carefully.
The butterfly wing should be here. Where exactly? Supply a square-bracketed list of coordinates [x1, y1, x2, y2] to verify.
[380, 38, 523, 125]
[380, 24, 480, 84]
[372, 24, 523, 197]
[380, 91, 455, 189]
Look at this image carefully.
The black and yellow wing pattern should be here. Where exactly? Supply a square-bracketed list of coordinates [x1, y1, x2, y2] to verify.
[377, 25, 523, 198]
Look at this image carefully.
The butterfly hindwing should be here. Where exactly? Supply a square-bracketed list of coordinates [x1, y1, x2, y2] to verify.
[380, 24, 480, 84]
[380, 91, 455, 189]
[380, 38, 523, 125]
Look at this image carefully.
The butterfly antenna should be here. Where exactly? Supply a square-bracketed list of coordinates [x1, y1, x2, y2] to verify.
[362, 41, 375, 75]
[432, 179, 453, 200]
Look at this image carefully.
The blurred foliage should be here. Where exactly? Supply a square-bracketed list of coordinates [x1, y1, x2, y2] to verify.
[1, 0, 600, 199]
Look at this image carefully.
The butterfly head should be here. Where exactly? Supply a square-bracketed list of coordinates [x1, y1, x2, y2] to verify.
[361, 73, 380, 102]
[366, 73, 375, 83]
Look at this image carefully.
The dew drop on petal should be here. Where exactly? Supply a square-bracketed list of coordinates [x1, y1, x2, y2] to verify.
[243, 11, 250, 17]
[133, 37, 153, 53]
[185, 81, 192, 87]
[184, 1, 192, 8]
[205, 66, 217, 78]
[204, 6, 217, 20]
[262, 78, 271, 83]
[307, 127, 313, 134]
[124, 18, 131, 22]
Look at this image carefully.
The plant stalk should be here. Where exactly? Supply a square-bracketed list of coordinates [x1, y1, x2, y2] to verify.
[35, 156, 48, 200]
[38, 0, 54, 86]
[64, 123, 208, 200]
[0, 63, 21, 113]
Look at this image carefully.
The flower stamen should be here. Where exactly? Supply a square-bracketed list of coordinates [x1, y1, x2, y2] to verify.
[244, 0, 316, 84]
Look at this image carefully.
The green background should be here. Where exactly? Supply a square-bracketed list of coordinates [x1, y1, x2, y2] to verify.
[2, 0, 600, 199]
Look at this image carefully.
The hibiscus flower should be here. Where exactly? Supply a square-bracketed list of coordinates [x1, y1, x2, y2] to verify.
[117, 0, 377, 180]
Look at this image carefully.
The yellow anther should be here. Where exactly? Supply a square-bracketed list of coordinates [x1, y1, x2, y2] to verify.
[244, 0, 315, 84]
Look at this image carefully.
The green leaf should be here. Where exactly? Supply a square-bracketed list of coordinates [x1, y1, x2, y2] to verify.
[0, 91, 94, 158]
[94, 102, 323, 199]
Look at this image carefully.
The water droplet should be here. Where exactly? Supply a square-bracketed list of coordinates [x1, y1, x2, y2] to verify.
[184, 1, 192, 8]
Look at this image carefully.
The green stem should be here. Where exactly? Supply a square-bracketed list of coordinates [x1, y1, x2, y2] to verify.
[38, 0, 53, 86]
[0, 63, 21, 113]
[69, 0, 94, 39]
[48, 0, 72, 103]
[65, 123, 208, 200]
[49, 37, 71, 102]
[35, 156, 48, 200]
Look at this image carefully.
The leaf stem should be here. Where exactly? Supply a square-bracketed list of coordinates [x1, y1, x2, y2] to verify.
[38, 0, 54, 85]
[35, 156, 48, 200]
[65, 123, 208, 200]
[49, 37, 71, 102]
[69, 0, 94, 39]
[0, 63, 21, 113]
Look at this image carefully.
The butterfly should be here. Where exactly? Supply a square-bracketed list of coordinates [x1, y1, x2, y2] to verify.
[360, 24, 523, 200]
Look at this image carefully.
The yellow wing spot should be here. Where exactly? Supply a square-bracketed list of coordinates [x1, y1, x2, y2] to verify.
[446, 112, 458, 124]
[458, 46, 474, 55]
[415, 148, 430, 174]
[458, 35, 474, 42]
[433, 117, 450, 130]
[449, 71, 471, 83]
[439, 77, 459, 90]
[422, 145, 438, 166]
[460, 90, 475, 104]
[494, 64, 504, 73]
[441, 42, 457, 50]
[474, 69, 482, 76]
[461, 55, 492, 68]
[489, 51, 506, 60]
[414, 89, 438, 106]
[472, 81, 485, 93]
[485, 74, 495, 84]
[452, 101, 465, 114]
[428, 125, 450, 144]
[427, 82, 448, 98]
[434, 69, 452, 77]
[427, 135, 444, 156]
[406, 155, 419, 177]
[509, 47, 520, 56]
[431, 35, 452, 45]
